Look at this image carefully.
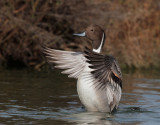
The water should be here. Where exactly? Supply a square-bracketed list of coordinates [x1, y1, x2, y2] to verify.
[0, 68, 160, 125]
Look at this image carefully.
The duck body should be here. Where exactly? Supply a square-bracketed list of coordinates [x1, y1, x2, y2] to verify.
[77, 49, 122, 112]
[77, 64, 112, 112]
[44, 24, 122, 113]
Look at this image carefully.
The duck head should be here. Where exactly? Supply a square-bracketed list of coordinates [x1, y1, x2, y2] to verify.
[73, 24, 105, 53]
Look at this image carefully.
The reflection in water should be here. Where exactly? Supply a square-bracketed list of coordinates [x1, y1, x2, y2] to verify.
[0, 68, 160, 124]
[64, 112, 119, 125]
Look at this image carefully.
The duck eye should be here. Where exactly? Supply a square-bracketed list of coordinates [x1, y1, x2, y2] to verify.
[91, 29, 94, 32]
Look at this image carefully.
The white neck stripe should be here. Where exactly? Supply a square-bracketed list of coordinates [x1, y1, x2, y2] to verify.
[93, 33, 104, 53]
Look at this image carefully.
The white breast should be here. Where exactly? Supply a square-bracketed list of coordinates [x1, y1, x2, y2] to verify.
[77, 65, 110, 112]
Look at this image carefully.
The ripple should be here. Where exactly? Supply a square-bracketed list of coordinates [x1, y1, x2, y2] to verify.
[0, 69, 160, 124]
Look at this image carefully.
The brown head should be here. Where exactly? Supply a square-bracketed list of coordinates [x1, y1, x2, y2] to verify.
[73, 24, 105, 53]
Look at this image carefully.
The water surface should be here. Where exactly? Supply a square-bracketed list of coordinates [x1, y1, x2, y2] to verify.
[0, 68, 160, 125]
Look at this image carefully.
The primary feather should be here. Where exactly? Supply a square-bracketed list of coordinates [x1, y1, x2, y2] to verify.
[44, 47, 86, 79]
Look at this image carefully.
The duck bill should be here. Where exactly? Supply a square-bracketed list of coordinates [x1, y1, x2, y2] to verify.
[73, 32, 86, 37]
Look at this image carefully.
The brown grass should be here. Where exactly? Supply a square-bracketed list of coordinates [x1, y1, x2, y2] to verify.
[106, 0, 160, 68]
[0, 0, 159, 70]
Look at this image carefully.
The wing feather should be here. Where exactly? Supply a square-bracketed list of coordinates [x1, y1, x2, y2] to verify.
[44, 47, 86, 79]
[84, 48, 122, 88]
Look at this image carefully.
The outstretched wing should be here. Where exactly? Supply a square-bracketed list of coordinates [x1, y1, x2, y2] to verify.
[44, 47, 86, 79]
[84, 48, 122, 89]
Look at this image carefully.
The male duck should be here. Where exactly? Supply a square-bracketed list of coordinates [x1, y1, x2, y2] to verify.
[44, 24, 122, 112]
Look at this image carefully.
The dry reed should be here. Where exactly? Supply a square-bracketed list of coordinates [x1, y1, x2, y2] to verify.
[0, 0, 159, 70]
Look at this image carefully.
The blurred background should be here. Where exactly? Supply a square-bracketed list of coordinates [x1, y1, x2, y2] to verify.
[0, 0, 159, 70]
[0, 1, 160, 125]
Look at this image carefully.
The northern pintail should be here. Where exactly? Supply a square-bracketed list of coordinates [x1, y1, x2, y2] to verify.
[44, 24, 122, 113]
